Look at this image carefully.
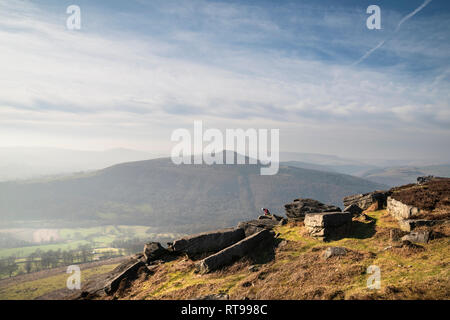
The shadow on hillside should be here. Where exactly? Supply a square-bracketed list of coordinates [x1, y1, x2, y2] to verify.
[247, 238, 277, 265]
[349, 220, 377, 239]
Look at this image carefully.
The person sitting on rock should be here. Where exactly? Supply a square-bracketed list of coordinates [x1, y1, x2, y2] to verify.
[261, 208, 271, 216]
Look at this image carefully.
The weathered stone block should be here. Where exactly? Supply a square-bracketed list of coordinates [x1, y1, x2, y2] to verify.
[198, 229, 274, 273]
[171, 228, 245, 256]
[343, 191, 391, 210]
[143, 242, 168, 263]
[387, 197, 420, 220]
[304, 212, 352, 241]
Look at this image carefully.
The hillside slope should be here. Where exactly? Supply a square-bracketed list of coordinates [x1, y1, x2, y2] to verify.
[92, 210, 450, 300]
[0, 156, 386, 232]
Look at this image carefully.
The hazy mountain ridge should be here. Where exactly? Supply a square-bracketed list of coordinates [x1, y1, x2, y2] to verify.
[0, 147, 160, 181]
[0, 155, 386, 233]
[358, 164, 450, 186]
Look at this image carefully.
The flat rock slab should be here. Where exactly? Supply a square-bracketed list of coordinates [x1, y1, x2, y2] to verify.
[171, 227, 245, 256]
[199, 229, 274, 273]
[284, 198, 341, 219]
[343, 191, 391, 211]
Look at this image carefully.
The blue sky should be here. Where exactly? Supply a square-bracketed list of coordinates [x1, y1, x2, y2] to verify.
[0, 0, 449, 160]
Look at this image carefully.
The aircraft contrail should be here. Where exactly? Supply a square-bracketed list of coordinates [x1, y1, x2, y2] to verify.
[353, 0, 433, 66]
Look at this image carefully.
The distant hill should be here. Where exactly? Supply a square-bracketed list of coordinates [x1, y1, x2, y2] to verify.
[359, 164, 450, 187]
[0, 154, 386, 233]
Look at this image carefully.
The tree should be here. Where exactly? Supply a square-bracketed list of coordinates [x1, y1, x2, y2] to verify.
[78, 244, 93, 263]
[5, 256, 18, 277]
[25, 258, 33, 274]
[62, 250, 74, 265]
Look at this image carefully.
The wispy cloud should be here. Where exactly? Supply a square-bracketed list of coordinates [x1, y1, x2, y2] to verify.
[0, 0, 448, 159]
[353, 0, 433, 65]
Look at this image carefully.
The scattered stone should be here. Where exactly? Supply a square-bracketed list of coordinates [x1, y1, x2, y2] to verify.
[284, 198, 341, 219]
[323, 247, 347, 259]
[343, 190, 391, 211]
[401, 230, 431, 244]
[198, 229, 274, 273]
[170, 227, 245, 256]
[143, 242, 168, 264]
[344, 204, 363, 216]
[387, 197, 420, 220]
[304, 212, 352, 241]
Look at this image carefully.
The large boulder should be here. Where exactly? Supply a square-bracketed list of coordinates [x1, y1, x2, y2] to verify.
[143, 242, 168, 263]
[198, 229, 274, 273]
[387, 197, 420, 220]
[304, 212, 352, 241]
[73, 254, 148, 299]
[284, 198, 341, 219]
[343, 190, 391, 211]
[170, 227, 245, 257]
[237, 219, 281, 237]
[344, 204, 363, 216]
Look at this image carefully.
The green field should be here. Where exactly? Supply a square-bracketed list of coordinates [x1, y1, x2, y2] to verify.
[0, 240, 90, 259]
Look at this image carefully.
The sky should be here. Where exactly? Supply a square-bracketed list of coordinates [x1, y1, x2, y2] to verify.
[0, 0, 449, 161]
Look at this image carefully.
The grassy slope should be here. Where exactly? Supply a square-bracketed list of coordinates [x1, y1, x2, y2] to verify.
[116, 210, 449, 300]
[0, 263, 119, 300]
